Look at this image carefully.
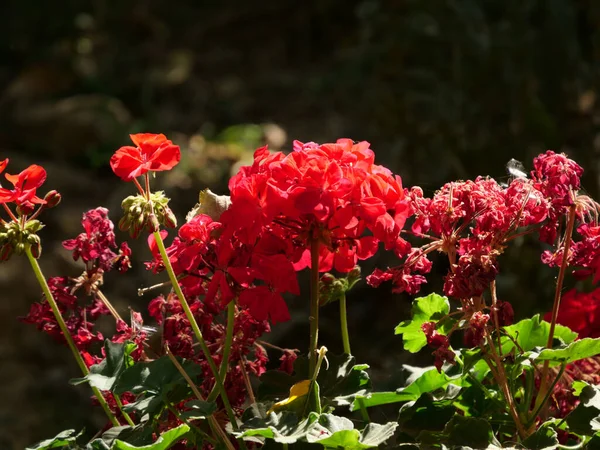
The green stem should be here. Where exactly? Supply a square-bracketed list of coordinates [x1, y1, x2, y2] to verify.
[207, 300, 235, 402]
[114, 394, 136, 427]
[152, 231, 240, 432]
[339, 293, 351, 354]
[357, 398, 370, 423]
[309, 238, 320, 375]
[25, 246, 119, 427]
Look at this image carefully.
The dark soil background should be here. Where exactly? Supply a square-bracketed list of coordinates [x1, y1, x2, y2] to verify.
[2, 1, 600, 448]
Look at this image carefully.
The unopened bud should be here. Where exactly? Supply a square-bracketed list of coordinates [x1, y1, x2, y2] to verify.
[25, 220, 43, 233]
[30, 241, 41, 259]
[348, 266, 361, 280]
[43, 190, 62, 208]
[163, 208, 177, 228]
[26, 234, 40, 246]
[14, 242, 25, 255]
[16, 202, 35, 216]
[118, 216, 131, 232]
[146, 214, 160, 233]
[121, 196, 137, 210]
[321, 273, 336, 285]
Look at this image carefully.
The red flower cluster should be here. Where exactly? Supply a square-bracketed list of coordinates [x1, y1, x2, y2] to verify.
[110, 133, 181, 182]
[148, 292, 270, 407]
[63, 207, 132, 273]
[225, 139, 409, 273]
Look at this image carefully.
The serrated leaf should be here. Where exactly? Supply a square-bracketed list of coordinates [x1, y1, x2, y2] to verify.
[179, 399, 217, 420]
[113, 355, 201, 395]
[351, 368, 462, 411]
[306, 414, 397, 449]
[394, 294, 451, 353]
[235, 411, 319, 444]
[258, 354, 371, 409]
[522, 422, 559, 450]
[444, 415, 492, 448]
[26, 429, 80, 450]
[71, 341, 137, 391]
[534, 338, 600, 365]
[112, 424, 189, 450]
[398, 394, 456, 437]
[502, 315, 577, 354]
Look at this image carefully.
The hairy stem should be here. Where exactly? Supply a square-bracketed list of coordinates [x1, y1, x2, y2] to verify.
[339, 293, 351, 354]
[207, 300, 236, 402]
[152, 231, 239, 431]
[535, 204, 577, 418]
[96, 289, 123, 322]
[309, 238, 320, 375]
[165, 345, 237, 450]
[25, 246, 119, 427]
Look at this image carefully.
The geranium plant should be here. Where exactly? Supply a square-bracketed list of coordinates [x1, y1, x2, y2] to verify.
[7, 135, 600, 449]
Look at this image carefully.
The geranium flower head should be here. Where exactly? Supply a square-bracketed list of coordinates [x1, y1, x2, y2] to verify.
[0, 164, 47, 206]
[110, 133, 181, 181]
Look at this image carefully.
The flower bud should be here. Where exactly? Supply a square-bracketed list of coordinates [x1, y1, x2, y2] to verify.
[118, 216, 131, 232]
[321, 273, 336, 285]
[163, 207, 177, 228]
[121, 195, 137, 210]
[16, 202, 35, 216]
[348, 265, 361, 280]
[25, 220, 43, 233]
[26, 234, 41, 246]
[14, 242, 25, 255]
[30, 241, 41, 259]
[146, 214, 160, 233]
[43, 190, 62, 208]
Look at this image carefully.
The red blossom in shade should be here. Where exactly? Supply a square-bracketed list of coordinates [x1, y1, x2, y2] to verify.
[0, 158, 7, 174]
[544, 288, 600, 339]
[279, 349, 298, 374]
[422, 322, 455, 371]
[110, 133, 181, 181]
[463, 312, 490, 347]
[0, 164, 47, 206]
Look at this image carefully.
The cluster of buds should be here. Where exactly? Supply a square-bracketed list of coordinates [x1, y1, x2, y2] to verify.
[118, 191, 176, 238]
[318, 266, 362, 306]
[0, 219, 43, 260]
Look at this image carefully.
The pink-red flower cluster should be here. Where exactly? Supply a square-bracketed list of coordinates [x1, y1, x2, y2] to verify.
[421, 321, 455, 371]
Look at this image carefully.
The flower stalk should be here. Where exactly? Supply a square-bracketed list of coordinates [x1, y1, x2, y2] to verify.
[152, 230, 239, 430]
[25, 245, 120, 427]
[339, 293, 351, 354]
[309, 237, 320, 375]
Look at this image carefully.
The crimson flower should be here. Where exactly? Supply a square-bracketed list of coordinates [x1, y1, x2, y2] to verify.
[110, 133, 181, 181]
[545, 288, 600, 339]
[0, 164, 47, 206]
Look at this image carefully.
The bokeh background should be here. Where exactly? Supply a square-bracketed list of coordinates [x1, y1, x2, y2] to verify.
[2, 1, 600, 448]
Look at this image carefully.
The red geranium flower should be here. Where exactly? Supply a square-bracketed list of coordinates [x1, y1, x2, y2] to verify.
[545, 288, 600, 338]
[0, 164, 47, 205]
[110, 133, 181, 181]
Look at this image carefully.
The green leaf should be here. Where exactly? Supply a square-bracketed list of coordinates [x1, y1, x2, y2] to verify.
[112, 424, 189, 450]
[71, 341, 136, 391]
[522, 422, 559, 450]
[113, 355, 201, 395]
[178, 399, 218, 420]
[351, 368, 462, 411]
[502, 315, 577, 354]
[566, 402, 600, 435]
[235, 411, 319, 444]
[258, 354, 371, 409]
[534, 338, 600, 365]
[444, 415, 492, 448]
[306, 414, 397, 449]
[397, 394, 456, 438]
[395, 293, 451, 353]
[26, 429, 81, 450]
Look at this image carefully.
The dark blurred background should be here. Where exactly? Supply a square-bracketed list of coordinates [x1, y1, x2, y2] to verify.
[2, 1, 600, 448]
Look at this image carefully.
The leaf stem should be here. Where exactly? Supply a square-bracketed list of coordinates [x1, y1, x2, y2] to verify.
[152, 231, 240, 432]
[114, 394, 135, 427]
[339, 292, 351, 355]
[309, 237, 320, 375]
[25, 246, 119, 427]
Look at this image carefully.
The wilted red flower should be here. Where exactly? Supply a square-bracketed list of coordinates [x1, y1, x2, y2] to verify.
[110, 133, 181, 181]
[0, 164, 47, 206]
